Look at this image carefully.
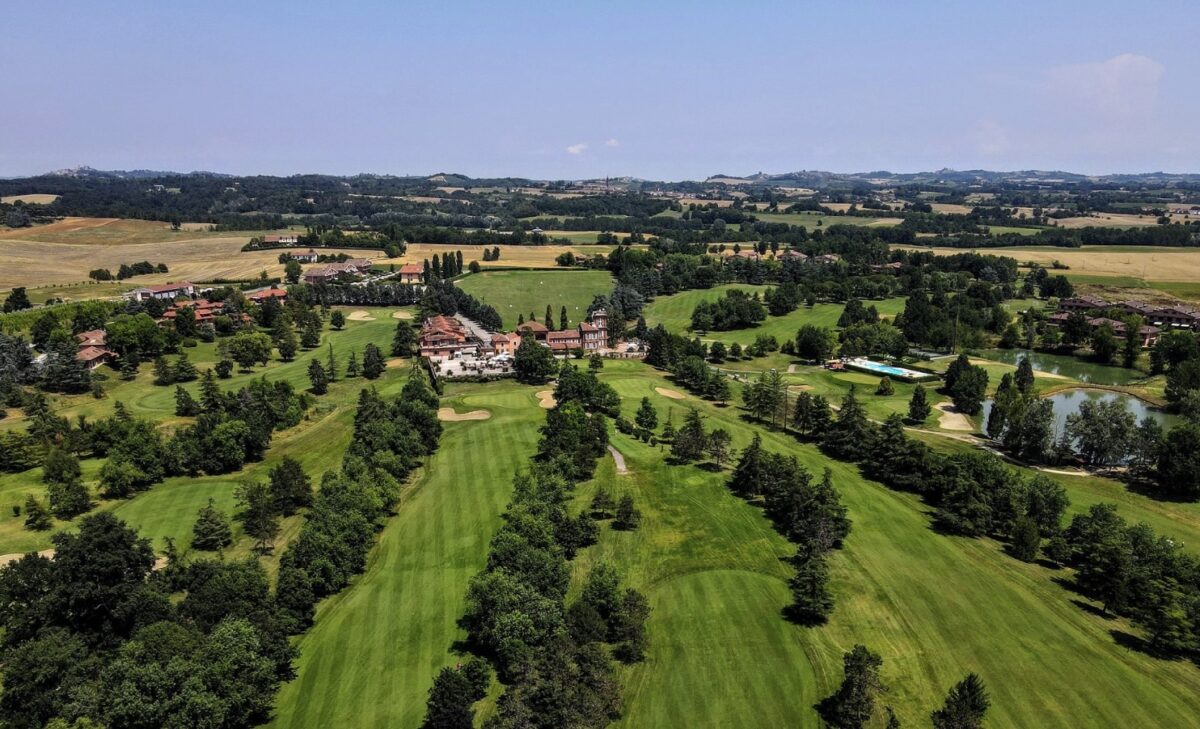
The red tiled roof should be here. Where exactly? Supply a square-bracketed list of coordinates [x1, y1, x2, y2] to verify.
[75, 329, 106, 346]
[399, 263, 424, 274]
[76, 346, 111, 362]
[517, 321, 548, 333]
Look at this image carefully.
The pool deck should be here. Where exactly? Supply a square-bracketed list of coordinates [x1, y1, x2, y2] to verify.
[843, 357, 941, 383]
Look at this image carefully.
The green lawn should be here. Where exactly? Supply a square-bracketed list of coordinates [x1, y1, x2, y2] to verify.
[572, 360, 1200, 727]
[269, 380, 547, 728]
[455, 269, 614, 329]
[641, 285, 906, 347]
[0, 307, 411, 561]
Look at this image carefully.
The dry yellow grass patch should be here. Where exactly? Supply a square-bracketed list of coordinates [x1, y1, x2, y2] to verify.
[385, 358, 408, 369]
[346, 310, 376, 322]
[896, 244, 1200, 283]
[437, 408, 491, 422]
[1, 194, 59, 205]
[655, 387, 687, 400]
[536, 390, 557, 409]
[377, 243, 609, 270]
[0, 218, 376, 291]
[930, 203, 974, 215]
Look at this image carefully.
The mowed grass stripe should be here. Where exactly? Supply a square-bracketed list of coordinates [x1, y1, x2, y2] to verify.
[580, 361, 1200, 727]
[269, 380, 543, 729]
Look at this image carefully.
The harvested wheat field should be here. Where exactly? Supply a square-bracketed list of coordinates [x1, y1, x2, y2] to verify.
[896, 244, 1200, 283]
[536, 390, 557, 409]
[655, 387, 687, 400]
[0, 217, 375, 291]
[377, 242, 613, 270]
[0, 194, 60, 205]
[346, 310, 376, 321]
[436, 408, 491, 421]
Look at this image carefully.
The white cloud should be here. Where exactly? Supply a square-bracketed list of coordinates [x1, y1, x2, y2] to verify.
[1043, 53, 1165, 118]
[604, 138, 619, 147]
[565, 142, 588, 155]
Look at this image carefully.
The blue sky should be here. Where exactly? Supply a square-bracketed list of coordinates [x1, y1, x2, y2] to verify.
[3, 1, 1197, 179]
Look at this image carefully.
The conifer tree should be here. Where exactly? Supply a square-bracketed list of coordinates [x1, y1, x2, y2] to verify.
[931, 674, 990, 729]
[326, 342, 338, 381]
[191, 498, 233, 550]
[362, 343, 385, 379]
[907, 384, 931, 423]
[174, 385, 200, 416]
[308, 359, 328, 395]
[346, 350, 360, 378]
[23, 496, 52, 531]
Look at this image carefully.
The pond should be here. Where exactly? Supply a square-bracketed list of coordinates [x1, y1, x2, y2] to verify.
[980, 388, 1180, 437]
[977, 348, 1146, 386]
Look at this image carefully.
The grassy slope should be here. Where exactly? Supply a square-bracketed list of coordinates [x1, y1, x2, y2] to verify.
[456, 269, 614, 329]
[268, 380, 546, 729]
[0, 308, 407, 559]
[572, 361, 1200, 728]
[641, 285, 906, 347]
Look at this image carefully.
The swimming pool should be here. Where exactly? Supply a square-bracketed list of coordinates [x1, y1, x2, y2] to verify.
[843, 358, 940, 383]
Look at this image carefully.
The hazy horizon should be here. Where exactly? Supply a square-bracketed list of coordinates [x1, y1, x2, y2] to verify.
[4, 0, 1198, 179]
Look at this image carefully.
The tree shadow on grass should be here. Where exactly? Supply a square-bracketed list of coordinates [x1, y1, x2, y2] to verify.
[1069, 599, 1114, 620]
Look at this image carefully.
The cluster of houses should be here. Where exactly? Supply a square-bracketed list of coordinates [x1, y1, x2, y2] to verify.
[725, 249, 841, 265]
[74, 328, 114, 370]
[1047, 295, 1200, 348]
[419, 309, 610, 363]
[302, 258, 374, 284]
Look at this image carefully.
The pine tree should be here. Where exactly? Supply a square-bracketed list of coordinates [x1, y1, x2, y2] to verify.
[907, 384, 931, 424]
[200, 369, 223, 413]
[191, 498, 233, 550]
[215, 359, 233, 379]
[671, 409, 708, 462]
[590, 487, 615, 518]
[1015, 356, 1035, 394]
[362, 343, 385, 379]
[560, 306, 569, 330]
[821, 644, 886, 729]
[614, 493, 641, 530]
[152, 356, 174, 386]
[931, 674, 990, 729]
[517, 313, 524, 325]
[268, 457, 312, 515]
[545, 305, 555, 330]
[661, 412, 676, 441]
[346, 350, 360, 378]
[23, 496, 52, 530]
[634, 397, 658, 431]
[326, 342, 338, 381]
[330, 310, 346, 330]
[173, 351, 198, 382]
[308, 359, 329, 395]
[174, 385, 200, 416]
[301, 317, 321, 349]
[392, 320, 417, 357]
[1009, 516, 1041, 562]
[875, 376, 894, 396]
[788, 550, 834, 625]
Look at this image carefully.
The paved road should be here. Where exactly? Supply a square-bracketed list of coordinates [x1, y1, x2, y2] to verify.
[607, 445, 629, 475]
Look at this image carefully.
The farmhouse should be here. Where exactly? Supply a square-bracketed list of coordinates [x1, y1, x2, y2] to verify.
[778, 249, 808, 262]
[1086, 317, 1161, 348]
[264, 234, 300, 245]
[303, 259, 373, 284]
[1059, 295, 1110, 313]
[398, 263, 424, 285]
[71, 329, 113, 370]
[125, 281, 196, 302]
[517, 309, 608, 353]
[286, 249, 320, 263]
[419, 315, 477, 359]
[490, 331, 522, 356]
[245, 286, 289, 304]
[515, 320, 549, 341]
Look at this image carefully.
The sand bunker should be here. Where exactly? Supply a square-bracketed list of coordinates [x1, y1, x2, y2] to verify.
[437, 408, 491, 422]
[347, 310, 376, 321]
[536, 390, 557, 409]
[392, 310, 414, 319]
[787, 384, 814, 392]
[0, 548, 54, 567]
[655, 387, 686, 400]
[935, 402, 974, 431]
